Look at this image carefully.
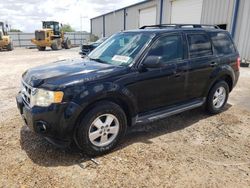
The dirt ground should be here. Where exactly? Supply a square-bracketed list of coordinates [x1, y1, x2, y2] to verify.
[0, 48, 249, 188]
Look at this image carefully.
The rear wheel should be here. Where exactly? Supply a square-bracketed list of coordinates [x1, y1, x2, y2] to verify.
[64, 39, 71, 49]
[37, 46, 46, 51]
[75, 101, 127, 156]
[51, 39, 62, 50]
[206, 81, 229, 114]
[6, 42, 13, 51]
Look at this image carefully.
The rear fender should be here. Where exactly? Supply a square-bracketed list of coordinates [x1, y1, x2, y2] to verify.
[203, 64, 235, 96]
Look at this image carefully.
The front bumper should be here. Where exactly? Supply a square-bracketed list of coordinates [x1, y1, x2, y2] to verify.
[16, 92, 83, 147]
[234, 70, 240, 88]
[0, 40, 9, 47]
[79, 51, 89, 56]
[31, 38, 52, 47]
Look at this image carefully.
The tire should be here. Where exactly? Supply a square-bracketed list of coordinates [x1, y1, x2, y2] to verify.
[6, 42, 13, 51]
[240, 63, 249, 67]
[206, 81, 229, 114]
[75, 101, 127, 156]
[51, 39, 62, 50]
[37, 46, 46, 51]
[64, 39, 71, 49]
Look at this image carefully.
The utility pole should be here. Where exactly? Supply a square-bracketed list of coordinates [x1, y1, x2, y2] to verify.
[80, 15, 88, 45]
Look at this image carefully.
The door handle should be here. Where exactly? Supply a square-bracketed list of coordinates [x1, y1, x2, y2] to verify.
[210, 62, 218, 67]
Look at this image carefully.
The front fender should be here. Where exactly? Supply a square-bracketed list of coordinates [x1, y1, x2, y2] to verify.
[1, 36, 10, 46]
[69, 82, 138, 118]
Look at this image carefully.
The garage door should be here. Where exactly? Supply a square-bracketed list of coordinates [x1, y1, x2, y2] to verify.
[139, 6, 157, 27]
[171, 0, 203, 24]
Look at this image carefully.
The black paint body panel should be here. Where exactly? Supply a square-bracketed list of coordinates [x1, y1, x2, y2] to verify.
[16, 28, 240, 147]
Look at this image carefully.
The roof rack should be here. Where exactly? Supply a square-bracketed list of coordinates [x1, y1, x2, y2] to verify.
[140, 24, 220, 29]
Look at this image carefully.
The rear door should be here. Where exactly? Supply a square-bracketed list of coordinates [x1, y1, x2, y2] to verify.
[185, 31, 218, 99]
[208, 31, 239, 69]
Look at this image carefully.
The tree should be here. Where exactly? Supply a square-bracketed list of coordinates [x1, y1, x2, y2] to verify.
[60, 24, 75, 32]
[9, 29, 22, 32]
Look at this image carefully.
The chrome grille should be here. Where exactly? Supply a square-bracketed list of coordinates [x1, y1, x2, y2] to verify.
[82, 49, 91, 53]
[21, 81, 32, 107]
[35, 31, 45, 40]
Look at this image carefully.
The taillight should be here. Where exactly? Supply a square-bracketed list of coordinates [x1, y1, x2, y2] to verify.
[237, 57, 240, 70]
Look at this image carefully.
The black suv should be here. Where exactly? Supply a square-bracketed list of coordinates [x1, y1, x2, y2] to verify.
[16, 24, 240, 155]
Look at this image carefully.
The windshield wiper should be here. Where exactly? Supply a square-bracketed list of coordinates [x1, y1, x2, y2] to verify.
[89, 57, 108, 64]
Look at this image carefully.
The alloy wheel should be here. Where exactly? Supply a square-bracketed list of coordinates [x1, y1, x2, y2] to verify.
[88, 114, 119, 147]
[213, 86, 226, 109]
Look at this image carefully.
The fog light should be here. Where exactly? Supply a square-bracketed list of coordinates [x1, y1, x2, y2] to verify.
[36, 121, 49, 133]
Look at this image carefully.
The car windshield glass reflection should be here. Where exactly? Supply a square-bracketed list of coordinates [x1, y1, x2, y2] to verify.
[88, 32, 154, 66]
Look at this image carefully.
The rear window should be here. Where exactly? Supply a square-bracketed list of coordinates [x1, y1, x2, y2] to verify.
[187, 34, 212, 58]
[209, 32, 236, 55]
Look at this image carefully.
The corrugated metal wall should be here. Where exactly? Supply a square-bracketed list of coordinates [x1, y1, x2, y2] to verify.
[91, 17, 103, 38]
[125, 0, 160, 30]
[161, 0, 171, 24]
[90, 0, 161, 38]
[90, 0, 250, 60]
[234, 0, 250, 60]
[105, 10, 124, 37]
[162, 0, 235, 30]
[201, 0, 235, 31]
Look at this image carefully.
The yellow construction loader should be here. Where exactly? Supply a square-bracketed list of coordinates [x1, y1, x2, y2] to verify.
[0, 22, 13, 51]
[31, 21, 71, 51]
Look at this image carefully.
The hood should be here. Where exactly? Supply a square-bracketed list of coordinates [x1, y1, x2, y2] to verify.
[82, 42, 100, 48]
[22, 58, 126, 88]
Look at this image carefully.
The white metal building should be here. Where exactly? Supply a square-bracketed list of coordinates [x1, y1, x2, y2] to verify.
[90, 0, 249, 61]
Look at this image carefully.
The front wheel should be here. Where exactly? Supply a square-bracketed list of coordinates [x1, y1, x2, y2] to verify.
[6, 42, 13, 51]
[51, 39, 62, 50]
[75, 101, 127, 156]
[206, 81, 229, 114]
[37, 46, 46, 51]
[64, 39, 71, 49]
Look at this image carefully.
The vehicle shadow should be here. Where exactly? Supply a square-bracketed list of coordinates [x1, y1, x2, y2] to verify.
[0, 49, 11, 52]
[20, 104, 232, 167]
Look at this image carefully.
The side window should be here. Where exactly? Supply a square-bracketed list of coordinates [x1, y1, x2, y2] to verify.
[209, 32, 236, 55]
[187, 34, 212, 58]
[147, 35, 183, 63]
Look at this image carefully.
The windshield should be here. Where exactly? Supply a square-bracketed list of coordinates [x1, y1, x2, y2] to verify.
[88, 32, 154, 66]
[43, 22, 59, 32]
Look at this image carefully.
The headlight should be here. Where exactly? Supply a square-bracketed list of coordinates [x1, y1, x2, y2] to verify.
[30, 89, 64, 107]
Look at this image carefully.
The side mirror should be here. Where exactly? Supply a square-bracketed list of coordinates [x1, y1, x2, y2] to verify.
[142, 56, 162, 68]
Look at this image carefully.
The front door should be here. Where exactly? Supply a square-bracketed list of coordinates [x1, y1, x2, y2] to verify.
[128, 33, 188, 113]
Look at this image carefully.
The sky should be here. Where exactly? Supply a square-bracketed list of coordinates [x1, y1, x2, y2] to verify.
[0, 0, 145, 32]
